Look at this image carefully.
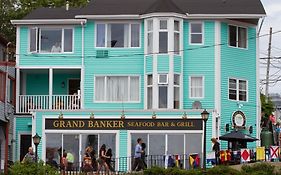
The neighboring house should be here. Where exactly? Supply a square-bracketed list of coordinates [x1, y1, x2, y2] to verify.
[269, 93, 281, 111]
[11, 0, 265, 170]
[0, 35, 15, 173]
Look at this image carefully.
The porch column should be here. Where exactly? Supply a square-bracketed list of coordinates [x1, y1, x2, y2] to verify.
[49, 68, 53, 109]
[16, 68, 20, 112]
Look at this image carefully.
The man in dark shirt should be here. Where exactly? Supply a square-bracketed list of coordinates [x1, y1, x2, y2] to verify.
[211, 138, 220, 165]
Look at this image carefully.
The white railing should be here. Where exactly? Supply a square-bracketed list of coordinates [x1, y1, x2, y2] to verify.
[18, 95, 49, 113]
[18, 95, 81, 113]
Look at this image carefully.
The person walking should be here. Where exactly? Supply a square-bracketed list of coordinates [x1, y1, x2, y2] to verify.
[105, 148, 115, 172]
[83, 146, 94, 175]
[140, 142, 147, 169]
[60, 152, 68, 175]
[97, 144, 110, 174]
[22, 147, 36, 163]
[211, 138, 220, 165]
[132, 138, 144, 171]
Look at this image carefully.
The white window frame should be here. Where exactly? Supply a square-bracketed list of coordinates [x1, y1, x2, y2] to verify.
[189, 76, 204, 99]
[28, 27, 74, 54]
[228, 78, 248, 102]
[94, 75, 141, 103]
[158, 74, 168, 84]
[95, 22, 141, 49]
[146, 74, 153, 109]
[146, 19, 154, 54]
[174, 20, 180, 55]
[158, 19, 169, 54]
[173, 74, 180, 109]
[228, 25, 248, 49]
[189, 22, 204, 45]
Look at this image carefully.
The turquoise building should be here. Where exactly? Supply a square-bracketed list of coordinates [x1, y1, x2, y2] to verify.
[11, 0, 265, 170]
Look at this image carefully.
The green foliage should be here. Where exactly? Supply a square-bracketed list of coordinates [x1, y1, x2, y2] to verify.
[206, 165, 241, 175]
[260, 93, 274, 128]
[0, 0, 89, 43]
[9, 161, 60, 175]
[241, 163, 275, 175]
[143, 167, 203, 175]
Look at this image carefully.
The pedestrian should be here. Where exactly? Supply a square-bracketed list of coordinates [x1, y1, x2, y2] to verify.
[60, 152, 68, 175]
[140, 143, 147, 169]
[46, 156, 59, 169]
[83, 146, 93, 175]
[211, 138, 220, 165]
[66, 151, 74, 171]
[97, 144, 110, 174]
[91, 149, 98, 171]
[105, 148, 115, 172]
[132, 138, 144, 171]
[22, 147, 35, 163]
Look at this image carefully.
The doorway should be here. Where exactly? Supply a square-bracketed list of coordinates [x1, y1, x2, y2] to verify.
[20, 134, 32, 161]
[68, 79, 80, 95]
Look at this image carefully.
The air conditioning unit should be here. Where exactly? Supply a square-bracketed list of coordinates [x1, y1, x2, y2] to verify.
[96, 50, 109, 58]
[158, 74, 168, 84]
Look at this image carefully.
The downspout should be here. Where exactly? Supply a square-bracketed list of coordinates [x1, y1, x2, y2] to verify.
[4, 42, 11, 175]
[80, 21, 86, 110]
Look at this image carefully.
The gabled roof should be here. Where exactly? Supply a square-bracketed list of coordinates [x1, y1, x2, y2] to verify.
[20, 0, 266, 20]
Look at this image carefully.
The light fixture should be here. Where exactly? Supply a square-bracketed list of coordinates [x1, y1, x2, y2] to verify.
[32, 133, 41, 163]
[58, 112, 63, 119]
[121, 110, 125, 120]
[90, 112, 95, 119]
[182, 112, 187, 119]
[152, 112, 157, 119]
[61, 81, 65, 88]
[201, 109, 209, 121]
[201, 109, 210, 171]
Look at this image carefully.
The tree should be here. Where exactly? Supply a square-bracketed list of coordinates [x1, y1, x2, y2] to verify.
[260, 93, 274, 128]
[0, 0, 89, 43]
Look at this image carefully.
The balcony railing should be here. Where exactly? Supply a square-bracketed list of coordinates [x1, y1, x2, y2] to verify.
[18, 95, 81, 113]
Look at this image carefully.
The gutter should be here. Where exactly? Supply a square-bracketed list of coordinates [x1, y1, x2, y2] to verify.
[11, 19, 87, 25]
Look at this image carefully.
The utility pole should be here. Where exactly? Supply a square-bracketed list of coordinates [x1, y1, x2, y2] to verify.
[265, 27, 272, 101]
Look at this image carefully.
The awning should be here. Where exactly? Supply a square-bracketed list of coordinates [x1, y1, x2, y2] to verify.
[219, 130, 258, 142]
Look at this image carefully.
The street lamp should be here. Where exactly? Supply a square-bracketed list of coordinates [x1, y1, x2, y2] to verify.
[201, 109, 209, 171]
[33, 133, 41, 163]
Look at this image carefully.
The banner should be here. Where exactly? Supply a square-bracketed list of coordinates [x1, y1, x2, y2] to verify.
[270, 146, 279, 159]
[256, 147, 265, 161]
[241, 149, 250, 162]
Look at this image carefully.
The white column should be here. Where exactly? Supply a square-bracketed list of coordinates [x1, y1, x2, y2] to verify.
[152, 18, 159, 109]
[256, 25, 261, 146]
[16, 68, 20, 112]
[80, 22, 85, 109]
[168, 18, 174, 109]
[49, 68, 53, 109]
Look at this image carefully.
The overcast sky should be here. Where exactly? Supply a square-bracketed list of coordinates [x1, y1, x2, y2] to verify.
[259, 0, 281, 94]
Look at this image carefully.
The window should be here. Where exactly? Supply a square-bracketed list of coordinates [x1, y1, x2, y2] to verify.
[229, 78, 247, 101]
[158, 73, 168, 108]
[190, 23, 203, 44]
[96, 23, 140, 48]
[7, 76, 15, 105]
[147, 74, 153, 109]
[190, 76, 204, 98]
[0, 71, 5, 102]
[147, 20, 153, 54]
[159, 20, 168, 53]
[29, 28, 73, 53]
[95, 76, 140, 102]
[174, 74, 180, 109]
[229, 25, 247, 48]
[174, 21, 180, 54]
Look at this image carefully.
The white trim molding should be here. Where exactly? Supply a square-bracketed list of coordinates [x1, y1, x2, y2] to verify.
[11, 19, 87, 25]
[185, 14, 266, 19]
[76, 15, 140, 20]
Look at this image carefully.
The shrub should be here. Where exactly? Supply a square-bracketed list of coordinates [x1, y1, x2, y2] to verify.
[9, 161, 60, 175]
[144, 166, 165, 175]
[241, 163, 275, 175]
[206, 165, 241, 175]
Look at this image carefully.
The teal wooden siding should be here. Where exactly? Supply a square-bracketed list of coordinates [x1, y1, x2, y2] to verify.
[15, 117, 32, 160]
[26, 73, 80, 95]
[83, 21, 145, 109]
[174, 55, 181, 73]
[145, 56, 153, 73]
[220, 23, 257, 149]
[119, 130, 128, 171]
[19, 26, 82, 66]
[183, 21, 215, 110]
[157, 55, 169, 72]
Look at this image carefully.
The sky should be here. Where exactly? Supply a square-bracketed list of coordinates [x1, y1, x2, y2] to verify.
[259, 0, 281, 94]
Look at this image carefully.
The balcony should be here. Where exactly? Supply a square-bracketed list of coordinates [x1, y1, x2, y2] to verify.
[17, 69, 81, 113]
[18, 94, 81, 113]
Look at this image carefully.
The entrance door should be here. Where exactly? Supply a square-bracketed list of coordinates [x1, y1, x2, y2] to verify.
[20, 134, 31, 161]
[68, 79, 80, 95]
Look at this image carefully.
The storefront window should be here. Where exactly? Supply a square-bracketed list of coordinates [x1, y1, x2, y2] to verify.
[99, 133, 116, 158]
[149, 134, 165, 155]
[167, 134, 184, 155]
[81, 134, 98, 157]
[185, 133, 202, 169]
[45, 134, 62, 166]
[63, 134, 80, 169]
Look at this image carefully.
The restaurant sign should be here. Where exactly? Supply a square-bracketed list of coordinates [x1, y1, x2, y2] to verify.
[45, 118, 203, 130]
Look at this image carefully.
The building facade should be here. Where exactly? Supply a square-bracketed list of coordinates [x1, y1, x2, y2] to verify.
[11, 0, 265, 170]
[0, 36, 15, 173]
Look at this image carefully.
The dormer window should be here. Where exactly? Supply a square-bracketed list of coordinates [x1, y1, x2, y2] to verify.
[29, 28, 73, 53]
[96, 23, 140, 48]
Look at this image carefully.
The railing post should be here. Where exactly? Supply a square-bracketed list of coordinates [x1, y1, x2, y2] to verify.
[49, 68, 53, 110]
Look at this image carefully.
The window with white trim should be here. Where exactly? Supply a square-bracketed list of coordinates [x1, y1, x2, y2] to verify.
[228, 78, 247, 101]
[29, 28, 73, 53]
[147, 20, 153, 54]
[95, 76, 140, 102]
[174, 20, 180, 54]
[174, 74, 180, 109]
[228, 25, 247, 48]
[190, 76, 204, 98]
[159, 20, 168, 53]
[96, 23, 140, 48]
[147, 74, 153, 109]
[190, 23, 203, 44]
